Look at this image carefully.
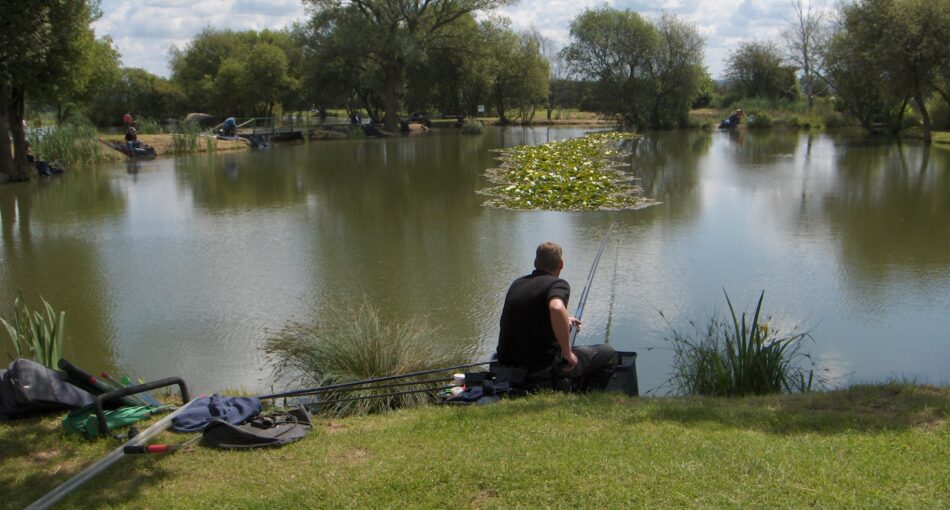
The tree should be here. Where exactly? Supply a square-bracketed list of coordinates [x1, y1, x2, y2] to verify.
[487, 24, 549, 124]
[782, 0, 827, 108]
[170, 29, 302, 118]
[304, 0, 514, 132]
[724, 40, 798, 101]
[563, 8, 705, 129]
[538, 32, 569, 120]
[818, 0, 950, 140]
[1, 0, 104, 182]
[89, 68, 187, 125]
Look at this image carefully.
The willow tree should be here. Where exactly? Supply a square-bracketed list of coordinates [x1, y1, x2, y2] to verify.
[305, 0, 514, 132]
[563, 8, 705, 130]
[1, 0, 104, 182]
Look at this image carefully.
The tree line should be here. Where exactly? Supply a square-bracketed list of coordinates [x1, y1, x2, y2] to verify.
[3, 0, 949, 183]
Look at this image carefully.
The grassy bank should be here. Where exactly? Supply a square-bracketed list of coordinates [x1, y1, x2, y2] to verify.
[99, 134, 249, 157]
[2, 383, 947, 509]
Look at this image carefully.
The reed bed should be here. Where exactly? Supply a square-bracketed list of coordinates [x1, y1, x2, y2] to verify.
[170, 121, 203, 153]
[1, 294, 66, 369]
[27, 122, 104, 166]
[665, 290, 815, 396]
[262, 300, 476, 416]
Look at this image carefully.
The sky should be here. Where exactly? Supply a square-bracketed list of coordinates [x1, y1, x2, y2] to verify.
[93, 0, 802, 80]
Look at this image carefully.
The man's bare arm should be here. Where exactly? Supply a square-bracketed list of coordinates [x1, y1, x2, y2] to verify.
[549, 298, 579, 371]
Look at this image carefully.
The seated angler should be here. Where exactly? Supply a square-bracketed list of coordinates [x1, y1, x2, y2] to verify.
[496, 241, 617, 391]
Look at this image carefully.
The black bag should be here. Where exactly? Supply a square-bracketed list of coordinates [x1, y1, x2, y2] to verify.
[202, 407, 312, 449]
[0, 359, 95, 419]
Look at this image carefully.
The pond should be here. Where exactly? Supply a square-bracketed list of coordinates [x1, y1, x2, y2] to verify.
[1, 127, 948, 394]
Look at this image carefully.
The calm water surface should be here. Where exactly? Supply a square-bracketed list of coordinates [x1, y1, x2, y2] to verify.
[1, 127, 948, 393]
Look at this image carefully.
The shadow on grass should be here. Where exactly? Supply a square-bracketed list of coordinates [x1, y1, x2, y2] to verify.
[636, 383, 950, 435]
[0, 415, 175, 509]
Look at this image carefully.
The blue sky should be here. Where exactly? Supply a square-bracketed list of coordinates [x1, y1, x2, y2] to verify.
[94, 0, 804, 80]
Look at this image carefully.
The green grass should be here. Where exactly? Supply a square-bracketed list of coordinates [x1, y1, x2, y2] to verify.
[27, 122, 106, 166]
[2, 384, 947, 509]
[666, 291, 813, 396]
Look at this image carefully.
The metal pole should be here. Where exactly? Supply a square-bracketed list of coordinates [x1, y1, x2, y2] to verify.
[570, 222, 617, 347]
[26, 397, 201, 510]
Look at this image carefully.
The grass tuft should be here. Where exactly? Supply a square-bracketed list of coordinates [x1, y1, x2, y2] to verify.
[262, 299, 476, 416]
[665, 290, 814, 396]
[1, 294, 66, 369]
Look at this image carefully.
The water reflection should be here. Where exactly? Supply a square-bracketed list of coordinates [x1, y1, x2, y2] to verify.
[1, 128, 948, 392]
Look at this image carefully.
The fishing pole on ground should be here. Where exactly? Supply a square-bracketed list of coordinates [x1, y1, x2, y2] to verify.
[570, 222, 617, 348]
[255, 360, 492, 401]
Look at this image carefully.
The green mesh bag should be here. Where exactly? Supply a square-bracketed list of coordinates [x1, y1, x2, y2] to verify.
[63, 405, 168, 437]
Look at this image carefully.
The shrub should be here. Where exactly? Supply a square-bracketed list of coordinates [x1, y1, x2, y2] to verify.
[823, 111, 848, 128]
[665, 290, 814, 396]
[461, 118, 485, 135]
[747, 111, 774, 129]
[262, 299, 477, 416]
[1, 294, 66, 369]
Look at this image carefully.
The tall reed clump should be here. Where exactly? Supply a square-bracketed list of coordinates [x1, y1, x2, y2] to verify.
[28, 122, 104, 166]
[136, 118, 163, 134]
[1, 294, 66, 369]
[171, 121, 202, 153]
[666, 290, 814, 396]
[461, 118, 485, 135]
[263, 299, 477, 416]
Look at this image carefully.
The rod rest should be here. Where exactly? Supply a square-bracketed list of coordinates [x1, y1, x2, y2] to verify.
[94, 377, 190, 436]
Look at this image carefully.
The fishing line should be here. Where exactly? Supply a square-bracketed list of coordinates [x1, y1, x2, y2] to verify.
[570, 222, 617, 348]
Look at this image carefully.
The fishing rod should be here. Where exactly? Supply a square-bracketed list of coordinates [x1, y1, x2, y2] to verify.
[570, 222, 617, 348]
[257, 360, 491, 401]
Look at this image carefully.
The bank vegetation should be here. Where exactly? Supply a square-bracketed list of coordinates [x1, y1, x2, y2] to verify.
[3, 0, 949, 182]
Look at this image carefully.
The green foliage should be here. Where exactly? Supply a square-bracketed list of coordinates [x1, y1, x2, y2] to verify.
[171, 121, 203, 153]
[27, 121, 104, 166]
[135, 118, 163, 134]
[263, 299, 476, 417]
[480, 132, 647, 210]
[88, 68, 187, 126]
[724, 41, 798, 101]
[563, 8, 705, 130]
[460, 118, 484, 134]
[665, 290, 814, 396]
[484, 24, 550, 124]
[1, 294, 66, 369]
[822, 110, 849, 128]
[170, 28, 300, 117]
[747, 111, 774, 129]
[820, 0, 950, 137]
[0, 0, 110, 180]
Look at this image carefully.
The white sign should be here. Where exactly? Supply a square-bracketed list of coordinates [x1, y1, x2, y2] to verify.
[477, 105, 485, 113]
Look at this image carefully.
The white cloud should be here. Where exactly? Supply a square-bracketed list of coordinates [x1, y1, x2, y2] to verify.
[93, 0, 800, 79]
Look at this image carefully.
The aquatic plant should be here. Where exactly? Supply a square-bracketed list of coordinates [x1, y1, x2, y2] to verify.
[480, 132, 649, 211]
[28, 122, 104, 166]
[171, 121, 202, 153]
[263, 299, 476, 416]
[136, 118, 163, 135]
[460, 118, 485, 135]
[664, 290, 814, 396]
[1, 294, 66, 369]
